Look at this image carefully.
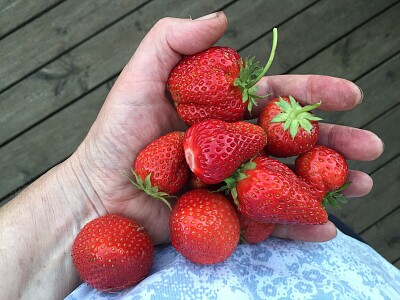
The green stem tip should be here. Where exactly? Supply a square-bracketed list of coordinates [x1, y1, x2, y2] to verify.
[234, 27, 279, 113]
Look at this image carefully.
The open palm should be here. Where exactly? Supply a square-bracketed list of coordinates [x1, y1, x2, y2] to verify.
[72, 13, 383, 245]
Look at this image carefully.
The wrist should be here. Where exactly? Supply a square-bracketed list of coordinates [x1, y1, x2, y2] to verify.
[61, 150, 108, 221]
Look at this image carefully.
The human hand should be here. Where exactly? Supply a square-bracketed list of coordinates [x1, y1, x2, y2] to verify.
[69, 12, 383, 245]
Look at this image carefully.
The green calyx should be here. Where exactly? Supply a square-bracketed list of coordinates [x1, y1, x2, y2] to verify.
[322, 181, 352, 209]
[128, 169, 173, 210]
[270, 96, 323, 139]
[233, 28, 278, 113]
[216, 159, 257, 207]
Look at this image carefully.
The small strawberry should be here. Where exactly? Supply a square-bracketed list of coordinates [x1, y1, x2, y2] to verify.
[225, 194, 275, 244]
[169, 189, 240, 265]
[295, 145, 350, 207]
[222, 156, 328, 225]
[71, 214, 154, 292]
[183, 119, 267, 184]
[168, 28, 278, 125]
[239, 213, 275, 244]
[258, 96, 322, 157]
[131, 131, 189, 208]
[187, 171, 221, 190]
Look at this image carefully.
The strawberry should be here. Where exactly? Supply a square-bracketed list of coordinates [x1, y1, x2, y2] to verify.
[183, 119, 267, 184]
[258, 96, 322, 157]
[187, 171, 221, 190]
[295, 145, 350, 207]
[168, 28, 278, 125]
[222, 156, 328, 225]
[71, 214, 154, 292]
[239, 213, 275, 244]
[131, 131, 189, 208]
[169, 189, 240, 265]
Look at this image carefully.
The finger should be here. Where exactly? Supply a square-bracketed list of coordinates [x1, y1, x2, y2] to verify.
[343, 170, 373, 197]
[272, 221, 337, 242]
[318, 123, 384, 161]
[121, 12, 227, 85]
[248, 74, 363, 117]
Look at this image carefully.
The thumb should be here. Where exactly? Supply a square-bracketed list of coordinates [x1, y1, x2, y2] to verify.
[121, 12, 228, 84]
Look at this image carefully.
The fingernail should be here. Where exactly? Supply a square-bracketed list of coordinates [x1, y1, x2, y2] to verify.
[358, 86, 364, 103]
[195, 11, 221, 21]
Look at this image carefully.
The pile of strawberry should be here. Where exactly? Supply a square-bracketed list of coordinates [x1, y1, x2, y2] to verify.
[71, 28, 350, 292]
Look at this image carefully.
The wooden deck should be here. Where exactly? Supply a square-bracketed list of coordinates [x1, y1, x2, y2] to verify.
[1, 0, 399, 267]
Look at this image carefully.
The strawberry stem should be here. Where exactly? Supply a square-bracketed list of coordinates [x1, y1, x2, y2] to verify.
[216, 159, 257, 208]
[248, 28, 278, 88]
[233, 28, 278, 113]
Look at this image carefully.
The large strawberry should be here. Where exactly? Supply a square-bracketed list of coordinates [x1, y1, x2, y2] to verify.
[222, 156, 328, 225]
[168, 28, 278, 125]
[258, 96, 322, 157]
[169, 189, 240, 264]
[183, 119, 267, 184]
[295, 145, 350, 207]
[71, 214, 154, 292]
[131, 131, 189, 208]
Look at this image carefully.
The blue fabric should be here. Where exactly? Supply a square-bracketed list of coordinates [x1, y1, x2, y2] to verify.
[66, 229, 400, 300]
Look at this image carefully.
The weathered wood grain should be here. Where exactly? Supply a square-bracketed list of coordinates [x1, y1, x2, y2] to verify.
[316, 53, 400, 127]
[348, 104, 400, 174]
[0, 0, 62, 38]
[361, 207, 400, 263]
[0, 0, 313, 145]
[0, 0, 148, 92]
[395, 259, 400, 269]
[327, 155, 400, 233]
[290, 3, 400, 79]
[0, 81, 113, 202]
[239, 0, 397, 74]
[218, 0, 315, 47]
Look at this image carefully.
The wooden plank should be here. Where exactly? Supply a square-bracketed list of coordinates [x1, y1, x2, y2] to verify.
[395, 259, 400, 269]
[218, 0, 315, 47]
[360, 207, 400, 263]
[0, 0, 148, 92]
[316, 53, 400, 128]
[290, 4, 400, 79]
[0, 0, 61, 38]
[0, 81, 112, 202]
[0, 0, 314, 145]
[327, 155, 400, 233]
[239, 0, 397, 74]
[348, 104, 400, 174]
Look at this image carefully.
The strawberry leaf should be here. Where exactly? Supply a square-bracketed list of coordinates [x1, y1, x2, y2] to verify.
[129, 169, 173, 210]
[289, 120, 299, 139]
[269, 96, 322, 139]
[322, 181, 352, 209]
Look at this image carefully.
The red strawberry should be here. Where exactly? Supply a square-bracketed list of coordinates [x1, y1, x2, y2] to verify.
[71, 214, 154, 292]
[183, 119, 267, 184]
[169, 189, 240, 265]
[258, 96, 322, 157]
[168, 28, 278, 125]
[239, 213, 275, 244]
[295, 145, 350, 207]
[131, 131, 189, 208]
[223, 156, 328, 225]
